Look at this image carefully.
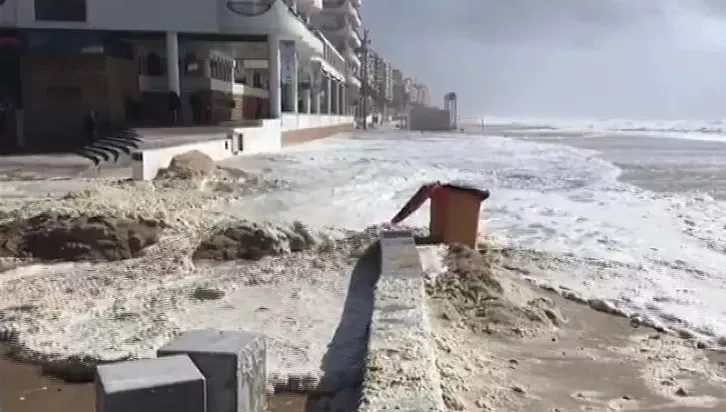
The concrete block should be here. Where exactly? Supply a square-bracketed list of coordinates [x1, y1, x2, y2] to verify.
[158, 329, 267, 412]
[95, 355, 206, 412]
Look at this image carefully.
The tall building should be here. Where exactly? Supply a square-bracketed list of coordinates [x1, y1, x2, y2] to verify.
[375, 55, 393, 105]
[392, 68, 406, 113]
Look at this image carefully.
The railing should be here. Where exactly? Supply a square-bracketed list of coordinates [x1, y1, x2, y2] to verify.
[314, 30, 346, 76]
[226, 0, 275, 15]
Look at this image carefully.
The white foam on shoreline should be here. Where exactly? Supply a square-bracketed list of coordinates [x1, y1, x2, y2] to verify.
[218, 132, 726, 343]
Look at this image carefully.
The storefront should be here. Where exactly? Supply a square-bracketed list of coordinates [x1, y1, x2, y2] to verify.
[0, 29, 23, 151]
[21, 29, 137, 148]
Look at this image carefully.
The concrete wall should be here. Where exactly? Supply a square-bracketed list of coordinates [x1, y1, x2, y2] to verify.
[281, 113, 354, 131]
[408, 106, 451, 131]
[131, 118, 282, 180]
[358, 230, 445, 412]
[237, 119, 281, 153]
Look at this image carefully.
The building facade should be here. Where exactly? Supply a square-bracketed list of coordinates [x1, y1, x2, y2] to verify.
[310, 0, 362, 113]
[0, 0, 356, 150]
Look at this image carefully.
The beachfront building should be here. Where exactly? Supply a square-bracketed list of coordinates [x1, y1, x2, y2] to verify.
[407, 79, 430, 107]
[392, 69, 407, 114]
[374, 55, 393, 120]
[311, 0, 363, 116]
[0, 0, 353, 151]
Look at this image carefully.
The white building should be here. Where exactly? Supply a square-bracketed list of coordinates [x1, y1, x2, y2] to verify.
[0, 0, 354, 150]
[311, 0, 363, 111]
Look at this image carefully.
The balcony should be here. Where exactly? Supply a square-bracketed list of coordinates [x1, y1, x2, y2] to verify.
[222, 0, 324, 55]
[346, 71, 361, 88]
[343, 46, 360, 68]
[314, 30, 346, 81]
[316, 15, 361, 48]
[321, 0, 359, 20]
[296, 0, 323, 13]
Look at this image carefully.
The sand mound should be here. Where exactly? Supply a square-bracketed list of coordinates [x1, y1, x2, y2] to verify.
[0, 212, 164, 261]
[154, 150, 217, 180]
[430, 244, 563, 338]
[193, 220, 319, 261]
[153, 150, 286, 195]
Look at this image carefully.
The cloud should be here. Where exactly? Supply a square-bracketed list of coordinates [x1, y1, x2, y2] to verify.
[361, 0, 726, 119]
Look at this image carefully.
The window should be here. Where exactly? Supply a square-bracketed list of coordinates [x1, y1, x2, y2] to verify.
[146, 52, 162, 76]
[35, 0, 87, 22]
[183, 52, 202, 76]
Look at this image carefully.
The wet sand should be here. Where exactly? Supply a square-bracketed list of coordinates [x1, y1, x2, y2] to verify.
[431, 245, 726, 411]
[0, 348, 311, 412]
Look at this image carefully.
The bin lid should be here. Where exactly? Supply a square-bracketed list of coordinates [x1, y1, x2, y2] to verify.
[442, 181, 490, 201]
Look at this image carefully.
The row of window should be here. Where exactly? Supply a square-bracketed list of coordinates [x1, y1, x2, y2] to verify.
[137, 52, 235, 82]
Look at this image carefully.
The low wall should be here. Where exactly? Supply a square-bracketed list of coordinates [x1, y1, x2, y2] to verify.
[409, 106, 452, 131]
[282, 123, 353, 146]
[234, 119, 282, 154]
[132, 114, 348, 180]
[281, 114, 354, 132]
[358, 230, 445, 412]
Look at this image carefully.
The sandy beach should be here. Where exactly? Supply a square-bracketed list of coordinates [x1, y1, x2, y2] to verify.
[429, 244, 726, 411]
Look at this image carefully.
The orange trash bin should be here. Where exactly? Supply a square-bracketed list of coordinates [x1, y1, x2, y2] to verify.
[391, 181, 490, 248]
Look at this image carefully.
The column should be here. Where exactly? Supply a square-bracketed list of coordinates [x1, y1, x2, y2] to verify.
[325, 76, 331, 114]
[268, 34, 281, 119]
[291, 65, 299, 113]
[304, 87, 311, 114]
[165, 32, 180, 95]
[314, 84, 321, 114]
[339, 83, 345, 115]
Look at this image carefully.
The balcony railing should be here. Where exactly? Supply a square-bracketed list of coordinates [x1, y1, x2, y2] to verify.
[226, 0, 275, 15]
[314, 30, 346, 76]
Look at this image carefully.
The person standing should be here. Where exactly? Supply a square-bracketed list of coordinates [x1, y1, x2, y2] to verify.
[168, 91, 181, 125]
[84, 109, 98, 146]
[189, 93, 202, 125]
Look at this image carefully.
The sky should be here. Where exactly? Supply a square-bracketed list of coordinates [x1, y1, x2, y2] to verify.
[361, 0, 726, 120]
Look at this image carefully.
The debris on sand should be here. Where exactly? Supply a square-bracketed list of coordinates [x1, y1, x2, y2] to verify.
[192, 220, 319, 261]
[0, 212, 164, 261]
[429, 244, 563, 338]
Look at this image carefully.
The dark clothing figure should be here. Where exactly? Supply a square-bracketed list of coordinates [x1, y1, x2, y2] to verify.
[168, 91, 181, 125]
[84, 110, 98, 146]
[204, 104, 213, 125]
[124, 97, 135, 123]
[0, 102, 6, 135]
[189, 94, 203, 125]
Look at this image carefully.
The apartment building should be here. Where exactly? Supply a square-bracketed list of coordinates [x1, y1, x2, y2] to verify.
[0, 0, 355, 150]
[311, 0, 362, 110]
[392, 69, 406, 112]
[406, 78, 430, 106]
[375, 55, 393, 104]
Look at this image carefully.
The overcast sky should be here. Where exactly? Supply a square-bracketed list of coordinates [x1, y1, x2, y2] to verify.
[361, 0, 726, 119]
